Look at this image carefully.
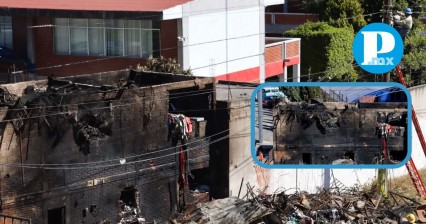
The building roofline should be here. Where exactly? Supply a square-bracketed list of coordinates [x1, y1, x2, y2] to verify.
[0, 8, 164, 20]
[0, 0, 191, 19]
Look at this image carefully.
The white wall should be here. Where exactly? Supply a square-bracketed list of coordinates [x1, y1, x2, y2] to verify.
[227, 100, 260, 197]
[181, 0, 265, 78]
[266, 169, 377, 194]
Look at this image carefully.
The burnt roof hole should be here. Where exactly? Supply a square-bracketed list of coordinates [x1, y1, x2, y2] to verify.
[73, 109, 113, 155]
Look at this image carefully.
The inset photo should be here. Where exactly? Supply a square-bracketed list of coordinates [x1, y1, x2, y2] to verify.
[252, 83, 411, 168]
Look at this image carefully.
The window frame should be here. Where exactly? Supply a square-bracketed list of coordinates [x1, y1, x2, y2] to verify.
[53, 18, 160, 58]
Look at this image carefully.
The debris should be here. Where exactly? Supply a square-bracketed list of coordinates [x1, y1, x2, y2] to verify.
[175, 197, 275, 224]
[174, 182, 424, 224]
[119, 200, 146, 224]
[277, 101, 343, 135]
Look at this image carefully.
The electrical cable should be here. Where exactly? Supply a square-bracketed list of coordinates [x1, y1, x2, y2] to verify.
[0, 125, 251, 169]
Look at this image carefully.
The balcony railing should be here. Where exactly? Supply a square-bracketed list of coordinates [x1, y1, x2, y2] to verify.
[0, 214, 31, 224]
[265, 37, 300, 64]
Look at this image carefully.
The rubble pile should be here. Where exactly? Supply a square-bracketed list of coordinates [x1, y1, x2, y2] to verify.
[175, 184, 424, 224]
[118, 204, 146, 224]
[175, 197, 276, 224]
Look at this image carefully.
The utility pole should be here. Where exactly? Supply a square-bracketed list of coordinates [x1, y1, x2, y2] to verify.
[383, 0, 392, 82]
[257, 0, 265, 144]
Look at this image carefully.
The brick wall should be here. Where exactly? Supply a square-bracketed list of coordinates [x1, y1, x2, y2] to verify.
[0, 73, 215, 223]
[12, 17, 28, 57]
[30, 17, 178, 77]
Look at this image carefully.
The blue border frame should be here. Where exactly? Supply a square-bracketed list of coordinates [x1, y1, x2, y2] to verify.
[250, 82, 412, 169]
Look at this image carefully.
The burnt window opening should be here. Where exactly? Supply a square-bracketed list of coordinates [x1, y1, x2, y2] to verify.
[48, 206, 65, 224]
[302, 153, 312, 164]
[343, 151, 355, 161]
[188, 168, 210, 193]
[120, 186, 137, 208]
[390, 150, 406, 161]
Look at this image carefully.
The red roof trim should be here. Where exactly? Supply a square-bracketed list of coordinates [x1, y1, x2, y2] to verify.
[0, 0, 191, 12]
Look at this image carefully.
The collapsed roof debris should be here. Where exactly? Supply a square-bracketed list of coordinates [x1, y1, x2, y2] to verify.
[175, 182, 424, 224]
[273, 100, 407, 164]
[277, 101, 343, 134]
[0, 76, 126, 154]
[175, 197, 276, 224]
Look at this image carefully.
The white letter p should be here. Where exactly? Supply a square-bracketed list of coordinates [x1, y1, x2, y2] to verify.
[361, 31, 395, 65]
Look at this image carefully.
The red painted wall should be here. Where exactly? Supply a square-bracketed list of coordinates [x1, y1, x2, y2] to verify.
[32, 17, 178, 77]
[274, 13, 318, 25]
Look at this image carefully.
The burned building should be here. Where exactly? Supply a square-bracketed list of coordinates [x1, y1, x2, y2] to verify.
[0, 70, 217, 223]
[272, 101, 408, 165]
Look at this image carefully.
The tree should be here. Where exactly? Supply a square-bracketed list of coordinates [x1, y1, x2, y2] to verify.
[284, 22, 357, 81]
[302, 0, 367, 32]
[136, 56, 192, 75]
[281, 87, 329, 102]
[399, 26, 426, 86]
[359, 0, 383, 23]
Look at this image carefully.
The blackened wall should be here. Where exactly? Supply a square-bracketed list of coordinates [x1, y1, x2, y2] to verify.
[274, 102, 407, 164]
[0, 72, 215, 223]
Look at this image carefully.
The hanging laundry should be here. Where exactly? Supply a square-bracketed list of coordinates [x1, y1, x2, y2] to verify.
[185, 116, 192, 134]
[167, 113, 193, 144]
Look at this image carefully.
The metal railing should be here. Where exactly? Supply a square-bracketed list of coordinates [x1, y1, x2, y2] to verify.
[0, 214, 31, 224]
[265, 37, 300, 63]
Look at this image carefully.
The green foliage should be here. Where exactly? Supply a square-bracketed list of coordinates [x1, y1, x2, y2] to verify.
[281, 87, 325, 102]
[137, 56, 192, 75]
[302, 0, 366, 31]
[284, 22, 357, 81]
[401, 34, 426, 86]
[359, 0, 383, 23]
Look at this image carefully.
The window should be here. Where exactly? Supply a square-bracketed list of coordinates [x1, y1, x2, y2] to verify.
[0, 16, 13, 49]
[54, 18, 159, 58]
[120, 186, 138, 208]
[302, 153, 312, 164]
[48, 206, 65, 224]
[343, 151, 355, 160]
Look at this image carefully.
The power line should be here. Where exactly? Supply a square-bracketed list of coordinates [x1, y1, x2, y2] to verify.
[7, 10, 383, 76]
[0, 104, 251, 167]
[0, 154, 212, 207]
[1, 87, 214, 111]
[0, 4, 267, 30]
[11, 32, 266, 75]
[0, 89, 228, 124]
[0, 125, 250, 169]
